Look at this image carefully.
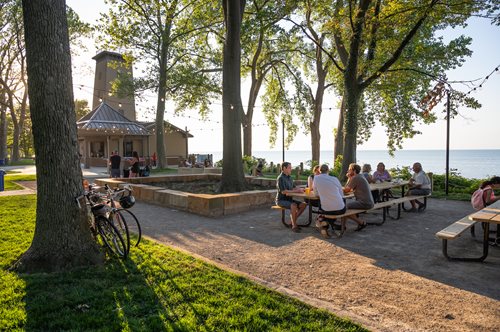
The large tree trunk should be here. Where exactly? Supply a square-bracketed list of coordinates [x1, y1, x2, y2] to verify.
[16, 0, 103, 273]
[340, 0, 370, 181]
[341, 87, 362, 181]
[334, 95, 345, 161]
[220, 0, 246, 193]
[155, 23, 171, 169]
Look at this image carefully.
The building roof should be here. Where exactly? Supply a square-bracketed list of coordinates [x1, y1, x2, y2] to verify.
[77, 102, 149, 136]
[141, 121, 194, 138]
[92, 50, 124, 61]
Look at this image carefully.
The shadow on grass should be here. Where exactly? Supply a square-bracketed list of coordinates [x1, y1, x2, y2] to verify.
[15, 242, 365, 331]
[18, 251, 191, 331]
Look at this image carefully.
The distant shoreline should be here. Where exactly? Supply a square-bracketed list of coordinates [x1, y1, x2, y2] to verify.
[196, 149, 499, 179]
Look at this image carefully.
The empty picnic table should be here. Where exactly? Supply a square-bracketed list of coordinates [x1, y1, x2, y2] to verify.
[468, 200, 500, 261]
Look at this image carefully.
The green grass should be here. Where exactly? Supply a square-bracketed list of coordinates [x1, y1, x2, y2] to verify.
[150, 167, 179, 175]
[0, 195, 366, 331]
[6, 159, 36, 166]
[3, 174, 37, 191]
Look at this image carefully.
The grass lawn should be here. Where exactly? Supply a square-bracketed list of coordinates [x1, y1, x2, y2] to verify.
[150, 167, 178, 175]
[2, 174, 37, 191]
[5, 159, 36, 166]
[0, 195, 366, 331]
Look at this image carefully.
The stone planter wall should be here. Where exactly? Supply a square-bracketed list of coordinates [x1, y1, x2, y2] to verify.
[94, 174, 289, 217]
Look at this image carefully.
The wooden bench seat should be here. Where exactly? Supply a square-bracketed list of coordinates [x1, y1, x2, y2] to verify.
[435, 216, 486, 261]
[436, 217, 476, 240]
[271, 205, 312, 228]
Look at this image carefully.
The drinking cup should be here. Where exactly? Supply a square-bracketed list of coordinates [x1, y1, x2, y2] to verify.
[305, 187, 311, 195]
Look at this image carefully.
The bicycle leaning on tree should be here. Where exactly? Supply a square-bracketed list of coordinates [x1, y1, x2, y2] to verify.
[78, 182, 142, 258]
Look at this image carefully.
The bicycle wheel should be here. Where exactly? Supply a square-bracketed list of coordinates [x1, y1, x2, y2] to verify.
[95, 215, 128, 258]
[110, 211, 130, 254]
[119, 209, 142, 247]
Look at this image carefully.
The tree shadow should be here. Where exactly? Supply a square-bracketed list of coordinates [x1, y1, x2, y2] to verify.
[18, 248, 204, 331]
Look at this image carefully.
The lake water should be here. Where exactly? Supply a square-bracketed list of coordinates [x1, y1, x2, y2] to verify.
[206, 150, 500, 179]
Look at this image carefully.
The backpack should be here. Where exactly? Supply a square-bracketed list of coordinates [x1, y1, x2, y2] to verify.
[471, 187, 488, 210]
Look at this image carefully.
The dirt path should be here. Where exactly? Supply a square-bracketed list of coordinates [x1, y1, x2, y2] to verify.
[131, 198, 500, 331]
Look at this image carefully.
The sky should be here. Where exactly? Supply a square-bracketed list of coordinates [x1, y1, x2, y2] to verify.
[67, 0, 500, 154]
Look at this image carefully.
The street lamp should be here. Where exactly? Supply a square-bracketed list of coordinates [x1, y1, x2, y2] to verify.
[421, 79, 451, 195]
[282, 118, 285, 162]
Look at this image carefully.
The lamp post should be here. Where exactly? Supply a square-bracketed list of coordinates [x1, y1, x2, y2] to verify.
[421, 79, 451, 196]
[445, 90, 450, 195]
[281, 118, 285, 162]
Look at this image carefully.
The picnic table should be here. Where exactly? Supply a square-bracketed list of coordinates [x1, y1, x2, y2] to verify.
[468, 200, 500, 261]
[285, 180, 409, 224]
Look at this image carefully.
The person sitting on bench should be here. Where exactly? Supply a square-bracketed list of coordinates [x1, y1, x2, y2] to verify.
[276, 162, 307, 233]
[344, 163, 373, 231]
[313, 164, 346, 238]
[408, 162, 431, 212]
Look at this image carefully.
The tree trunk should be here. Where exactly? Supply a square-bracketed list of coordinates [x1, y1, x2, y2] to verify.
[242, 76, 262, 157]
[310, 117, 320, 164]
[11, 116, 20, 161]
[341, 87, 362, 181]
[220, 0, 246, 193]
[0, 95, 6, 162]
[310, 64, 326, 164]
[155, 23, 171, 169]
[242, 114, 252, 157]
[340, 0, 370, 181]
[334, 95, 345, 161]
[16, 0, 103, 273]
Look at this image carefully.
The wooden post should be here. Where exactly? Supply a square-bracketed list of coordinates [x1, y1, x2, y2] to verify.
[300, 162, 304, 173]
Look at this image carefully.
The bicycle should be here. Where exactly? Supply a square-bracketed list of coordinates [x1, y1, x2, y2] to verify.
[102, 184, 142, 249]
[84, 190, 128, 258]
[86, 183, 142, 254]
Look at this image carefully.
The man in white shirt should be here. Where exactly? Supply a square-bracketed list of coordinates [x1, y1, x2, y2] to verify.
[313, 164, 346, 237]
[408, 162, 431, 212]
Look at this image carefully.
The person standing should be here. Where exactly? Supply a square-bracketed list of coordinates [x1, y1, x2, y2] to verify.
[344, 163, 374, 230]
[313, 164, 346, 238]
[129, 151, 140, 178]
[408, 162, 431, 212]
[109, 150, 121, 178]
[151, 152, 157, 168]
[276, 162, 307, 233]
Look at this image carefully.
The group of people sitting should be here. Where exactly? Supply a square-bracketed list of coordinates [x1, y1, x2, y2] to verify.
[275, 161, 432, 235]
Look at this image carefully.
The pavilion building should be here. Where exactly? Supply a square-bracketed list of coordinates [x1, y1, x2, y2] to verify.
[77, 51, 191, 167]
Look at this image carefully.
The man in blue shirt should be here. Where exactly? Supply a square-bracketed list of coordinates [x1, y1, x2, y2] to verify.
[276, 162, 307, 232]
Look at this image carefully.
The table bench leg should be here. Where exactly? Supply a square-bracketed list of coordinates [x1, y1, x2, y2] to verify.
[441, 222, 489, 262]
[280, 206, 312, 228]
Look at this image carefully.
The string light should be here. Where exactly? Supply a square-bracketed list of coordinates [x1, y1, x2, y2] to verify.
[465, 64, 500, 96]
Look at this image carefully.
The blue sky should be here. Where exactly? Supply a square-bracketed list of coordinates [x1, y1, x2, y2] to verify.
[68, 0, 500, 154]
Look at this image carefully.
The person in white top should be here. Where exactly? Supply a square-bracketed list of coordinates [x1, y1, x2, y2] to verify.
[408, 162, 431, 212]
[313, 164, 346, 238]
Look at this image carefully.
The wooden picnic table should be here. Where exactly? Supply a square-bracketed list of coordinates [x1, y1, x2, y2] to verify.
[467, 200, 500, 261]
[286, 180, 409, 224]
